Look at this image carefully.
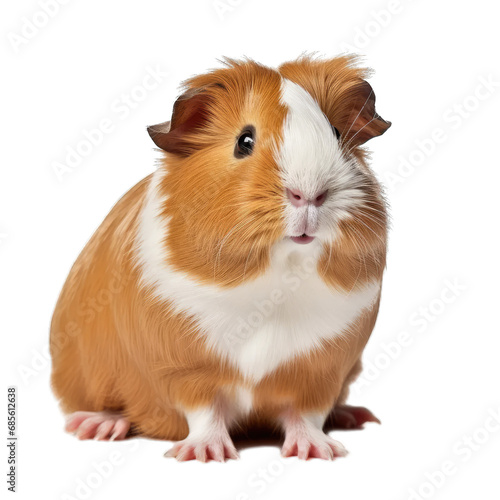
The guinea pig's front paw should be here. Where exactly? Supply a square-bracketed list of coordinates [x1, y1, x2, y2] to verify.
[281, 427, 347, 461]
[164, 436, 239, 463]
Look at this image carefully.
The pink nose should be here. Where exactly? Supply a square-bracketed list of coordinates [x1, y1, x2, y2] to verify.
[286, 188, 328, 208]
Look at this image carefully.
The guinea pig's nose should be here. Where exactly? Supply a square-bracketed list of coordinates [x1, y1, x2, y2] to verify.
[286, 188, 328, 208]
[313, 190, 328, 207]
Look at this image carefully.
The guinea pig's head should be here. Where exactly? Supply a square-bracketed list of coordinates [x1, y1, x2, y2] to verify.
[148, 56, 391, 289]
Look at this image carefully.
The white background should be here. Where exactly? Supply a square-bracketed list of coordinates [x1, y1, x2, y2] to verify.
[2, 0, 500, 499]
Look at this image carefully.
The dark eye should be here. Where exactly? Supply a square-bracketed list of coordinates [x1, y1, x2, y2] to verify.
[234, 126, 255, 158]
[331, 125, 341, 140]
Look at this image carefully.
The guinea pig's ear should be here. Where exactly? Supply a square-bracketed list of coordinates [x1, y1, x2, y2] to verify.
[337, 80, 391, 147]
[147, 89, 212, 156]
[279, 57, 391, 147]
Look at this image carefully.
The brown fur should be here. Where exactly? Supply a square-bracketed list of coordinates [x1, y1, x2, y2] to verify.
[50, 56, 389, 441]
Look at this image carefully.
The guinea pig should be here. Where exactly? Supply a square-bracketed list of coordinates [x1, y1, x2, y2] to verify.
[50, 55, 391, 462]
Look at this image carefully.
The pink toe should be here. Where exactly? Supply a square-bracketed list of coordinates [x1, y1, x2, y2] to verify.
[77, 417, 104, 440]
[109, 418, 130, 441]
[95, 420, 115, 440]
[297, 442, 311, 460]
[224, 445, 239, 460]
[65, 412, 95, 433]
[177, 446, 196, 462]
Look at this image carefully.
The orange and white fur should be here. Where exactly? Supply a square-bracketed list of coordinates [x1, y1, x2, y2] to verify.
[50, 55, 391, 461]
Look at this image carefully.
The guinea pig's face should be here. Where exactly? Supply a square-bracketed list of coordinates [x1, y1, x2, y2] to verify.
[277, 79, 371, 247]
[148, 57, 390, 287]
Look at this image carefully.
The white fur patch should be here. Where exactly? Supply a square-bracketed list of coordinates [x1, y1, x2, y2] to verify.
[278, 79, 342, 199]
[233, 387, 254, 415]
[135, 171, 381, 384]
[184, 408, 218, 439]
[276, 79, 368, 243]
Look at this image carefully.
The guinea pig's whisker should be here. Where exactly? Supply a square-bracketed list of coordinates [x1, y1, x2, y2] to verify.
[341, 92, 372, 146]
[348, 214, 386, 245]
[354, 209, 386, 230]
[213, 217, 256, 277]
[343, 114, 378, 156]
[242, 235, 261, 276]
[342, 224, 372, 293]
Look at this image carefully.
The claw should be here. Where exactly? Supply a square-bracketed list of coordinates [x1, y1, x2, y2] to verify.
[65, 411, 131, 441]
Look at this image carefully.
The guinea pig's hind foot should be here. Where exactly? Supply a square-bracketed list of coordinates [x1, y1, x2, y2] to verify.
[330, 405, 381, 429]
[65, 411, 131, 441]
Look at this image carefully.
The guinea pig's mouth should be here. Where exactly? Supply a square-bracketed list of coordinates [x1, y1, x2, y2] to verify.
[290, 234, 315, 244]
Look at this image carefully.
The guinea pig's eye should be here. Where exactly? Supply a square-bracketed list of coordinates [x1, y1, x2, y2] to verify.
[331, 124, 341, 140]
[234, 126, 255, 158]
